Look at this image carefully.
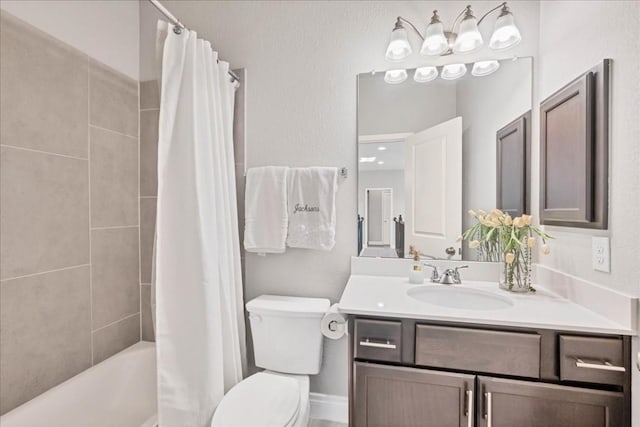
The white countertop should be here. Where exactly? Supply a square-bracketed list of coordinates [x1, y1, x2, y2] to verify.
[338, 274, 636, 335]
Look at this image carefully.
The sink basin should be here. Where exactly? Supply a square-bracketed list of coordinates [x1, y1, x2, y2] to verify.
[407, 286, 514, 311]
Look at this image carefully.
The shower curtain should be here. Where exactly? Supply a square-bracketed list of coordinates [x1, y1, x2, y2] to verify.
[154, 21, 246, 426]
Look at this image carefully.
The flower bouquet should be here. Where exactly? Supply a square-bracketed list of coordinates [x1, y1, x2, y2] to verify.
[462, 209, 553, 292]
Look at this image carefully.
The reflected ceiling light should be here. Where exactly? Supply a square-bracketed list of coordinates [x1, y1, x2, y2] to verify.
[377, 146, 387, 151]
[377, 161, 385, 165]
[441, 63, 467, 80]
[359, 157, 376, 163]
[385, 19, 412, 62]
[384, 69, 408, 84]
[472, 60, 500, 76]
[420, 11, 448, 56]
[489, 4, 522, 50]
[414, 66, 438, 83]
[453, 6, 483, 54]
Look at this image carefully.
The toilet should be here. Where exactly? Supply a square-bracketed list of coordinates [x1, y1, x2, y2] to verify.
[211, 295, 330, 427]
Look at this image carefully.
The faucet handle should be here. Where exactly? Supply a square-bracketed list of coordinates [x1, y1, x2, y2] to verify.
[423, 263, 440, 282]
[453, 265, 469, 284]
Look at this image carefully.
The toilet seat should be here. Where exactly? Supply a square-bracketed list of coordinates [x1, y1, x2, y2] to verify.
[211, 371, 309, 427]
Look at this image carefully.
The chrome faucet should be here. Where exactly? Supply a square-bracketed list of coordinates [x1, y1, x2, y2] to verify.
[423, 264, 468, 285]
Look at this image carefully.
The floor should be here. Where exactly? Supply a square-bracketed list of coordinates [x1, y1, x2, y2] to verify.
[359, 245, 398, 258]
[309, 420, 347, 427]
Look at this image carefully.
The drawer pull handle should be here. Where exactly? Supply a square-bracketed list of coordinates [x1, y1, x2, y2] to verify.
[359, 339, 396, 349]
[575, 358, 625, 372]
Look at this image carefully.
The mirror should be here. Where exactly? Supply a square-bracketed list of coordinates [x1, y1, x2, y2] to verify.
[357, 57, 532, 261]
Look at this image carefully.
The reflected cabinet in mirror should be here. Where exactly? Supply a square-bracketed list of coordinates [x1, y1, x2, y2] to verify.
[357, 57, 532, 261]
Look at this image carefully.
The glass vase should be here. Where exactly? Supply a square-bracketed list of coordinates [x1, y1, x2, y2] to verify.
[499, 245, 532, 293]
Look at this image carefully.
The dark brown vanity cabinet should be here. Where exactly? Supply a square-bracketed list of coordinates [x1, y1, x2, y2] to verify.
[354, 363, 474, 427]
[349, 317, 631, 427]
[477, 376, 623, 427]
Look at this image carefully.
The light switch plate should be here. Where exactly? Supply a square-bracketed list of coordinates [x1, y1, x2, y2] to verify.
[592, 236, 610, 273]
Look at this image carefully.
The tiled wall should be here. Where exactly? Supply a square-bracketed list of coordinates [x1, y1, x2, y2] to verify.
[138, 69, 247, 344]
[0, 12, 140, 414]
[139, 80, 159, 341]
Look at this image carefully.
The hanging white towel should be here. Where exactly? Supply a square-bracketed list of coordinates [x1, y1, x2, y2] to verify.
[244, 166, 289, 254]
[286, 167, 338, 251]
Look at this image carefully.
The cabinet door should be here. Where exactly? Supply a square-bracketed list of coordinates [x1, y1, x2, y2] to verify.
[354, 362, 474, 427]
[477, 376, 624, 427]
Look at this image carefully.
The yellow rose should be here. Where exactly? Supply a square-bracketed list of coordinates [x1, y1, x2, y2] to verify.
[522, 214, 532, 225]
[541, 244, 551, 255]
[527, 237, 537, 248]
[477, 209, 487, 216]
[491, 209, 505, 218]
[456, 235, 463, 242]
[469, 240, 480, 249]
[504, 215, 513, 226]
[468, 209, 477, 217]
[505, 252, 515, 264]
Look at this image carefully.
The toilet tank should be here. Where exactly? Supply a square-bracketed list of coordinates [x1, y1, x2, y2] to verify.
[246, 295, 330, 375]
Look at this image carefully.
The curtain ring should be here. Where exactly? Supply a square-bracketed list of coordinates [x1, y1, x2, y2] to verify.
[173, 25, 182, 35]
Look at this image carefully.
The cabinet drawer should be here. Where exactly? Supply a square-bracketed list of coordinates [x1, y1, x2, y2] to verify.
[559, 335, 625, 386]
[354, 319, 401, 363]
[415, 325, 540, 378]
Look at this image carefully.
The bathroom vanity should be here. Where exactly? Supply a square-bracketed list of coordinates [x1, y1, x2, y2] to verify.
[339, 268, 635, 427]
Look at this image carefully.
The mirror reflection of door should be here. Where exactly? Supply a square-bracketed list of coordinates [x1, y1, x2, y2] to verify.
[404, 117, 462, 260]
[366, 188, 393, 247]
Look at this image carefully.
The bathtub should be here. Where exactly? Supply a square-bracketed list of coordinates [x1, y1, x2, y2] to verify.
[0, 341, 157, 427]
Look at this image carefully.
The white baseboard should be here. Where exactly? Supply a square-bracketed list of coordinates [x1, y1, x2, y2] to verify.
[309, 392, 348, 423]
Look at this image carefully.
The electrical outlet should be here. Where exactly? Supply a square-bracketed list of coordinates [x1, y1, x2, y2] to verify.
[592, 237, 610, 273]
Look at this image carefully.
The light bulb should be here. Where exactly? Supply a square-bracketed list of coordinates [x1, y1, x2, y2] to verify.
[472, 60, 500, 77]
[441, 63, 467, 80]
[377, 146, 387, 151]
[414, 66, 438, 83]
[420, 11, 448, 56]
[453, 7, 483, 54]
[385, 25, 412, 62]
[489, 7, 522, 50]
[384, 69, 408, 84]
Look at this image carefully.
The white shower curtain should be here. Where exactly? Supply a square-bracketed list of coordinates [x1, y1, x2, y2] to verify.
[154, 21, 246, 427]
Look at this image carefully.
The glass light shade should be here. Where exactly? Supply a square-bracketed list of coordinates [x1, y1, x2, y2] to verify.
[420, 21, 448, 56]
[414, 66, 438, 83]
[453, 17, 483, 54]
[385, 28, 412, 62]
[489, 12, 522, 50]
[472, 60, 500, 77]
[441, 63, 467, 80]
[384, 69, 408, 84]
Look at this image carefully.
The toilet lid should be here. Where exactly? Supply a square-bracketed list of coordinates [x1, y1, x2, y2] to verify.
[211, 372, 301, 427]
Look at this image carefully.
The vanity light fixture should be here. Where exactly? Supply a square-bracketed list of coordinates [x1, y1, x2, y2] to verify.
[471, 60, 500, 76]
[414, 66, 438, 83]
[453, 6, 483, 54]
[384, 69, 408, 84]
[385, 19, 412, 62]
[441, 63, 467, 80]
[489, 3, 522, 50]
[359, 157, 377, 163]
[420, 11, 449, 56]
[385, 3, 520, 59]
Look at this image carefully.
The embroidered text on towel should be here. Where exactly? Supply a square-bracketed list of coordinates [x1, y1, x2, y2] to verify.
[293, 203, 320, 214]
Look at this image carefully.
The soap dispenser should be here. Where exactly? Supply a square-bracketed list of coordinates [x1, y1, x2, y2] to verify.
[408, 246, 424, 284]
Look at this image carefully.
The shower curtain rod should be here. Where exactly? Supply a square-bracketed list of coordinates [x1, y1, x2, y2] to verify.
[148, 0, 241, 83]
